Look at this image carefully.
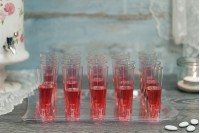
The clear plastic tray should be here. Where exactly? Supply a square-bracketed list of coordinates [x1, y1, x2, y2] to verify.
[22, 89, 178, 122]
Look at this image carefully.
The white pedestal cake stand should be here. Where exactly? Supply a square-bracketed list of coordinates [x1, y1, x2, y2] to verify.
[0, 50, 36, 115]
[0, 50, 29, 92]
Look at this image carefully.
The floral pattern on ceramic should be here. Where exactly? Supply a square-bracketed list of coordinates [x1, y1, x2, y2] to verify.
[0, 0, 24, 48]
[4, 2, 15, 15]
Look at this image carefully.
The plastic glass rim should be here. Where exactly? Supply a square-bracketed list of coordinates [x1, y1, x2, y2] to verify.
[115, 60, 135, 68]
[62, 65, 83, 76]
[87, 58, 107, 65]
[40, 52, 59, 60]
[39, 64, 59, 70]
[111, 53, 130, 60]
[62, 63, 82, 69]
[61, 53, 81, 65]
[61, 59, 81, 66]
[87, 54, 106, 60]
[138, 52, 157, 63]
[87, 54, 107, 65]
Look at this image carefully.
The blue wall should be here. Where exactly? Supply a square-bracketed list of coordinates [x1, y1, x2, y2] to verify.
[7, 0, 182, 75]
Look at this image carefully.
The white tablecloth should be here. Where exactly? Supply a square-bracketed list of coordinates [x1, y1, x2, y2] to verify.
[0, 70, 37, 115]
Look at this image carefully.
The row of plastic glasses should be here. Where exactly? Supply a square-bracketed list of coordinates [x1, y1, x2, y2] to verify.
[87, 54, 108, 120]
[138, 52, 163, 121]
[62, 53, 82, 121]
[36, 52, 162, 122]
[36, 52, 59, 122]
[37, 53, 109, 121]
[111, 53, 130, 106]
[111, 54, 135, 121]
[36, 52, 83, 121]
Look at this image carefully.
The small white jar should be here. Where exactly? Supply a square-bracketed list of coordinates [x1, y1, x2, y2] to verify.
[177, 57, 199, 92]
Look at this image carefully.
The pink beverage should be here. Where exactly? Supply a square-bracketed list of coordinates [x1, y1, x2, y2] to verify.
[119, 80, 133, 86]
[90, 86, 107, 120]
[44, 72, 56, 103]
[91, 77, 104, 87]
[64, 80, 78, 88]
[44, 74, 56, 98]
[146, 86, 161, 120]
[115, 80, 133, 106]
[62, 63, 83, 120]
[117, 85, 133, 121]
[113, 61, 135, 119]
[146, 79, 159, 86]
[44, 71, 57, 117]
[64, 86, 81, 120]
[144, 79, 158, 97]
[38, 82, 55, 121]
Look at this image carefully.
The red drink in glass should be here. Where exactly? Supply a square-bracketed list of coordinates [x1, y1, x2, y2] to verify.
[62, 63, 83, 121]
[113, 61, 135, 121]
[64, 83, 81, 120]
[39, 53, 59, 121]
[64, 80, 78, 88]
[90, 86, 107, 120]
[119, 80, 133, 86]
[146, 79, 158, 86]
[144, 79, 158, 96]
[38, 82, 55, 121]
[91, 77, 104, 86]
[117, 85, 133, 121]
[43, 68, 57, 114]
[115, 80, 133, 107]
[146, 86, 161, 120]
[87, 58, 108, 120]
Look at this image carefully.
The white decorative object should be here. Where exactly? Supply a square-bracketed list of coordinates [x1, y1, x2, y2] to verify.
[164, 125, 178, 131]
[179, 121, 189, 128]
[186, 125, 195, 132]
[177, 81, 199, 92]
[177, 57, 199, 92]
[0, 0, 29, 91]
[178, 72, 199, 92]
[183, 76, 199, 85]
[0, 70, 37, 115]
[190, 119, 198, 125]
